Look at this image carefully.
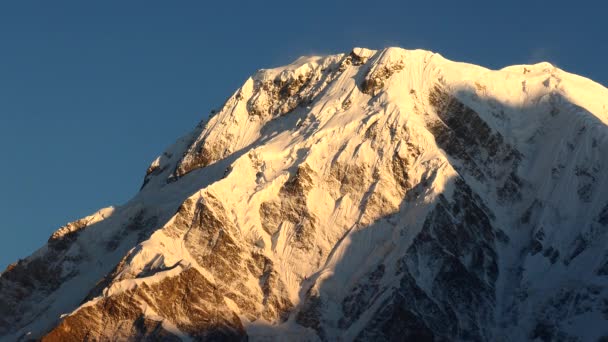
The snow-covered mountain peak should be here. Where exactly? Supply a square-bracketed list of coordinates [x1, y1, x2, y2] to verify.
[2, 47, 608, 341]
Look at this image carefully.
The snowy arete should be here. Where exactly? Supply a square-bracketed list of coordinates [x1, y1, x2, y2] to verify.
[2, 47, 608, 341]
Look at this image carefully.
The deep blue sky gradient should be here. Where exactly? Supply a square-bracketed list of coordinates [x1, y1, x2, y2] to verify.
[0, 0, 605, 269]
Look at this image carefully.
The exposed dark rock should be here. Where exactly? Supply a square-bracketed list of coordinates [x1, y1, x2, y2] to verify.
[597, 254, 608, 276]
[296, 291, 325, 340]
[340, 264, 385, 329]
[172, 132, 227, 181]
[105, 210, 158, 252]
[391, 141, 422, 193]
[598, 203, 608, 226]
[338, 51, 368, 72]
[530, 239, 543, 255]
[563, 236, 587, 266]
[0, 251, 81, 335]
[259, 165, 318, 250]
[520, 200, 542, 224]
[42, 268, 246, 341]
[185, 195, 245, 284]
[388, 178, 498, 340]
[247, 252, 293, 321]
[259, 201, 283, 236]
[531, 321, 557, 342]
[427, 85, 523, 202]
[330, 162, 370, 196]
[295, 173, 495, 341]
[354, 297, 435, 342]
[354, 268, 454, 341]
[542, 247, 560, 264]
[361, 59, 405, 95]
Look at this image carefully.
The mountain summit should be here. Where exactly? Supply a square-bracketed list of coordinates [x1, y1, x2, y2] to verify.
[2, 47, 608, 341]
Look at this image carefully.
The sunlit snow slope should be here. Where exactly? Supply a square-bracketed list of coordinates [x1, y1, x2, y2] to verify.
[2, 47, 608, 341]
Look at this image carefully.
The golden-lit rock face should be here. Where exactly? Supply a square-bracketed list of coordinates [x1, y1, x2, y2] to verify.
[43, 268, 245, 341]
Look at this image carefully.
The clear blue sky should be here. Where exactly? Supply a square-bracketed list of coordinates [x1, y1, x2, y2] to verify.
[0, 0, 605, 269]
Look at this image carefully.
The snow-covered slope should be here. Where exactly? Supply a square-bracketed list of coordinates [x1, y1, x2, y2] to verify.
[2, 47, 608, 341]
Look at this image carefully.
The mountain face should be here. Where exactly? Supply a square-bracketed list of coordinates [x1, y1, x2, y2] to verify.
[2, 47, 608, 341]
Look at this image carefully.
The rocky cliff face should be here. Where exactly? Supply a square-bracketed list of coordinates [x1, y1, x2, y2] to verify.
[2, 47, 608, 341]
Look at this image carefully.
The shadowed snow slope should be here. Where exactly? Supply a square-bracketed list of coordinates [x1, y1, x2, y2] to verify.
[2, 47, 608, 341]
